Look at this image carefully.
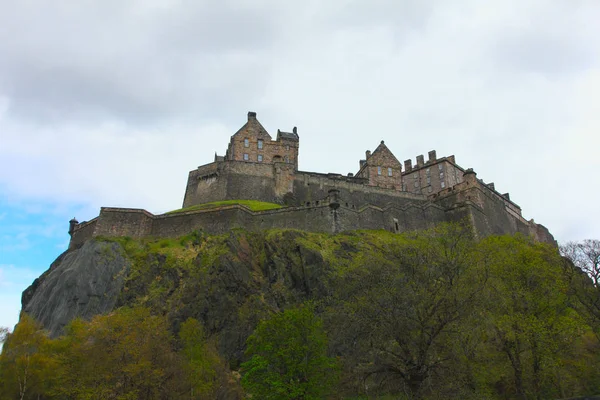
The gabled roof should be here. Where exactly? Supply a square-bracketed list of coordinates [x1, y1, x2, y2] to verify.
[369, 140, 402, 167]
[232, 111, 272, 139]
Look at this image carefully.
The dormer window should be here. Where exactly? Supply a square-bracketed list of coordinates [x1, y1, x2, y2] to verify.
[244, 138, 249, 147]
[258, 139, 263, 149]
[388, 167, 392, 177]
[377, 166, 382, 175]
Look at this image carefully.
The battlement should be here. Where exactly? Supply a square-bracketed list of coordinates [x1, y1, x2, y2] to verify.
[68, 112, 556, 248]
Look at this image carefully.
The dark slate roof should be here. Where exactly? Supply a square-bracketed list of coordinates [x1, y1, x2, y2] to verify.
[277, 130, 299, 141]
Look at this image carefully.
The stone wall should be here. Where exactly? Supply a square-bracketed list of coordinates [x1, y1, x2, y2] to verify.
[292, 171, 425, 209]
[69, 197, 461, 249]
[93, 208, 154, 238]
[432, 173, 532, 239]
[69, 218, 97, 249]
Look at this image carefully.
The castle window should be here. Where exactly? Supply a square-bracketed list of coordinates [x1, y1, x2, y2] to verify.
[258, 154, 263, 162]
[284, 155, 289, 163]
[377, 166, 382, 175]
[428, 186, 432, 193]
[438, 164, 443, 171]
[258, 139, 263, 149]
[286, 145, 290, 151]
[414, 181, 419, 188]
[388, 167, 392, 177]
[427, 176, 431, 184]
[243, 153, 249, 161]
[244, 138, 249, 147]
[441, 181, 446, 188]
[426, 168, 430, 176]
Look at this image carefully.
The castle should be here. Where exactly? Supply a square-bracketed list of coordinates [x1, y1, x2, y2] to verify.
[68, 112, 555, 248]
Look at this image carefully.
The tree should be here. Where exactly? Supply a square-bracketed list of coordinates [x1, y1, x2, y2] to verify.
[480, 235, 587, 400]
[241, 304, 339, 400]
[179, 318, 221, 399]
[53, 307, 185, 399]
[0, 314, 58, 400]
[561, 239, 600, 337]
[328, 223, 485, 398]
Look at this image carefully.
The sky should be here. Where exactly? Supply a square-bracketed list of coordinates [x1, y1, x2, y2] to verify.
[1, 0, 599, 331]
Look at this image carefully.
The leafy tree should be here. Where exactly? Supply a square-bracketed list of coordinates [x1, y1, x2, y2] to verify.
[0, 314, 58, 400]
[328, 223, 485, 398]
[479, 235, 588, 400]
[53, 307, 185, 399]
[179, 318, 222, 399]
[241, 304, 339, 400]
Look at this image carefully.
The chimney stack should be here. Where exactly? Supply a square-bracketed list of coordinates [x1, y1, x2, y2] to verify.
[248, 111, 257, 120]
[404, 159, 412, 172]
[416, 155, 424, 167]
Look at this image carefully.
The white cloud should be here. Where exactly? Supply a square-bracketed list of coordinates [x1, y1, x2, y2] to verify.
[0, 0, 598, 246]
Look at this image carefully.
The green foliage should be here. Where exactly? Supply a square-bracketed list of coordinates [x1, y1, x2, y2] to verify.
[0, 314, 58, 400]
[53, 307, 184, 399]
[241, 304, 339, 400]
[179, 318, 221, 399]
[6, 226, 600, 399]
[167, 199, 284, 214]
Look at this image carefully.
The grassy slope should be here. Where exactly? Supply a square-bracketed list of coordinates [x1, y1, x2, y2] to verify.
[166, 200, 283, 214]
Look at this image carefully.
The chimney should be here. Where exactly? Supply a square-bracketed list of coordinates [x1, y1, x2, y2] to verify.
[428, 150, 436, 162]
[404, 159, 412, 172]
[366, 150, 371, 159]
[416, 155, 424, 167]
[248, 111, 257, 120]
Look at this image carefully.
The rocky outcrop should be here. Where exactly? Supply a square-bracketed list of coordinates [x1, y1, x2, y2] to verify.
[21, 240, 130, 337]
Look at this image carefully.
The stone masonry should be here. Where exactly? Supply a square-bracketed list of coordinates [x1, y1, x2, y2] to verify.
[68, 112, 556, 248]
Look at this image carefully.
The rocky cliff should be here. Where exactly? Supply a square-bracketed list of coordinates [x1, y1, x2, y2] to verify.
[21, 230, 335, 360]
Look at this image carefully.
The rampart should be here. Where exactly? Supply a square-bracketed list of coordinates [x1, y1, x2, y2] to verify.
[69, 175, 555, 249]
[68, 112, 556, 248]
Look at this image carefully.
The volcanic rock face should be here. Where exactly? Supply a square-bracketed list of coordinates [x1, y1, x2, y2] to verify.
[21, 240, 130, 337]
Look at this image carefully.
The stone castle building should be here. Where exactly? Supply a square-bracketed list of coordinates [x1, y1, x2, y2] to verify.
[68, 112, 555, 248]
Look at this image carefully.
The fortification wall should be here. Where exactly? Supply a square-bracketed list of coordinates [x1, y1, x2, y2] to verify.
[93, 208, 154, 238]
[183, 163, 228, 207]
[149, 205, 337, 237]
[69, 198, 457, 249]
[433, 177, 533, 239]
[183, 161, 430, 210]
[69, 218, 98, 249]
[292, 171, 426, 209]
[183, 161, 279, 207]
[224, 161, 278, 202]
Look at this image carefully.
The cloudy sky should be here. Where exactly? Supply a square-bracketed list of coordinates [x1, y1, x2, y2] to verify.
[1, 0, 599, 330]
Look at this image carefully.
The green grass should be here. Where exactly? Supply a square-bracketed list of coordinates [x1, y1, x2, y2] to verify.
[166, 200, 284, 214]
